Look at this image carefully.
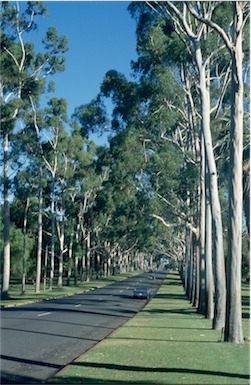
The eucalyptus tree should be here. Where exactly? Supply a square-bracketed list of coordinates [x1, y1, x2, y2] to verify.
[10, 174, 37, 290]
[128, 2, 203, 305]
[58, 126, 98, 285]
[1, 1, 68, 298]
[187, 0, 250, 343]
[60, 125, 100, 284]
[12, 166, 41, 293]
[139, 0, 231, 330]
[70, 99, 110, 279]
[41, 98, 68, 290]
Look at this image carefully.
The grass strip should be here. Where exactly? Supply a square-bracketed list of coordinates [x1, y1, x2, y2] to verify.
[0, 270, 143, 308]
[52, 271, 250, 385]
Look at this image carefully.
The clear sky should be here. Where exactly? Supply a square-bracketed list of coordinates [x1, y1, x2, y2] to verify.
[31, 1, 138, 145]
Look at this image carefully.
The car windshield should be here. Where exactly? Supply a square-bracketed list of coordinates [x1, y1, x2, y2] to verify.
[134, 287, 148, 291]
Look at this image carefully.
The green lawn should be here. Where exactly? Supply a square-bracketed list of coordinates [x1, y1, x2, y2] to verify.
[52, 272, 250, 385]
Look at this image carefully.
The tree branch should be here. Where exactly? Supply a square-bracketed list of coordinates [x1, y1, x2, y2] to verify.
[186, 2, 233, 52]
[149, 214, 175, 228]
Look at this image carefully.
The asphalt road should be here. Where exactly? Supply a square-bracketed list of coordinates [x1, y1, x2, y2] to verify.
[0, 271, 166, 384]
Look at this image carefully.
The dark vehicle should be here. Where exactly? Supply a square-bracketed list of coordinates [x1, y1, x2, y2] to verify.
[132, 287, 151, 300]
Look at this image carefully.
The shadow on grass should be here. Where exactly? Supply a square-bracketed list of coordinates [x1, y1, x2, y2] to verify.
[110, 336, 218, 343]
[162, 276, 181, 281]
[154, 293, 188, 300]
[162, 281, 183, 286]
[144, 308, 196, 315]
[242, 295, 250, 306]
[71, 361, 249, 380]
[123, 325, 212, 330]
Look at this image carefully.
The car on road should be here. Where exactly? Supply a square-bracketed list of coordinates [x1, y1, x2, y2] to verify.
[132, 287, 151, 300]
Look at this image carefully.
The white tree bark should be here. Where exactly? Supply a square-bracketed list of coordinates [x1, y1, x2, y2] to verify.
[225, 2, 245, 344]
[67, 220, 74, 286]
[86, 231, 91, 282]
[49, 176, 56, 290]
[195, 44, 226, 329]
[198, 131, 206, 315]
[57, 207, 65, 289]
[185, 0, 247, 345]
[21, 197, 30, 295]
[205, 163, 214, 320]
[147, 1, 227, 329]
[2, 133, 11, 298]
[35, 167, 43, 293]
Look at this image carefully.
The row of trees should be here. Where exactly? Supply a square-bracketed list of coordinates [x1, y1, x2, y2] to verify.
[1, 1, 250, 345]
[125, 1, 249, 344]
[1, 1, 168, 296]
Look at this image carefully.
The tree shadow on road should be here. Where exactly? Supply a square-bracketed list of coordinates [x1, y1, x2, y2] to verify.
[0, 355, 62, 384]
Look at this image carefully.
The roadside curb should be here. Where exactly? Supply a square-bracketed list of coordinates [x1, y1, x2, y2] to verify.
[0, 271, 146, 309]
[0, 288, 91, 309]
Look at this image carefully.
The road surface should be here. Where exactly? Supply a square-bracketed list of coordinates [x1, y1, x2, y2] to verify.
[0, 271, 166, 383]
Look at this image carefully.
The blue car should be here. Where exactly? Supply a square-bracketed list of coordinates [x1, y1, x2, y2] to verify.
[132, 287, 151, 300]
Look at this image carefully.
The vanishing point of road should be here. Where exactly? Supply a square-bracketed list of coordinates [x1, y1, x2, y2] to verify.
[0, 271, 166, 384]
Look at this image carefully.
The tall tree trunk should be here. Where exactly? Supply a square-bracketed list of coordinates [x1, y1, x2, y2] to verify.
[224, 2, 244, 344]
[243, 161, 250, 235]
[185, 225, 191, 295]
[75, 255, 79, 285]
[49, 177, 56, 290]
[86, 231, 91, 282]
[107, 252, 111, 276]
[191, 235, 197, 305]
[74, 222, 80, 285]
[43, 245, 48, 291]
[35, 167, 43, 293]
[21, 197, 30, 295]
[205, 165, 214, 319]
[67, 220, 74, 286]
[57, 211, 65, 289]
[81, 249, 85, 282]
[2, 132, 10, 298]
[198, 133, 206, 314]
[118, 247, 122, 273]
[187, 238, 192, 300]
[194, 42, 226, 330]
[104, 241, 111, 276]
[193, 181, 201, 308]
[96, 252, 100, 278]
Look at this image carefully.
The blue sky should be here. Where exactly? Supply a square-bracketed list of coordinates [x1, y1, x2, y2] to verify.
[32, 1, 138, 145]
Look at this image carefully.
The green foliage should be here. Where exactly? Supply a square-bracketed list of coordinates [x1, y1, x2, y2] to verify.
[72, 97, 109, 138]
[101, 70, 140, 130]
[10, 225, 35, 277]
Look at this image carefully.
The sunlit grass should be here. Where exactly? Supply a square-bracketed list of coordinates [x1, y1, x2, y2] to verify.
[52, 272, 250, 385]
